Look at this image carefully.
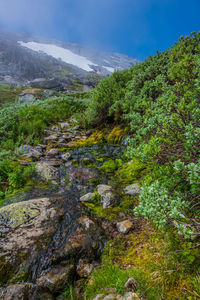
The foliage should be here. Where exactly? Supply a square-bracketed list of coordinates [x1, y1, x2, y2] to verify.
[85, 31, 200, 238]
[0, 95, 85, 205]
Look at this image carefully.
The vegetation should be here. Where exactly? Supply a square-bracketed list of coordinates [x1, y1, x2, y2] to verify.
[84, 32, 200, 239]
[0, 96, 86, 204]
[1, 31, 200, 299]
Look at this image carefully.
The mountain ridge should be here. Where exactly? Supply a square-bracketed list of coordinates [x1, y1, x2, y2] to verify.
[0, 30, 139, 91]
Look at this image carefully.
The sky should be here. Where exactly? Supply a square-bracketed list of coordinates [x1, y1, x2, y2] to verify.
[0, 0, 199, 60]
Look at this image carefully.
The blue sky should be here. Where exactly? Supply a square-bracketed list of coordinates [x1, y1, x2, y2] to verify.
[0, 0, 199, 60]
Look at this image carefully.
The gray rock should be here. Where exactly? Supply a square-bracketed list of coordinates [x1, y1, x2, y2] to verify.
[93, 295, 104, 300]
[80, 193, 95, 202]
[60, 122, 70, 129]
[18, 93, 37, 103]
[103, 295, 117, 300]
[97, 184, 117, 209]
[44, 134, 59, 143]
[118, 292, 141, 300]
[37, 264, 74, 292]
[116, 220, 134, 234]
[76, 259, 94, 278]
[124, 184, 141, 196]
[46, 148, 59, 157]
[30, 78, 62, 90]
[124, 278, 139, 292]
[61, 152, 71, 161]
[18, 144, 33, 154]
[51, 126, 61, 132]
[36, 162, 59, 180]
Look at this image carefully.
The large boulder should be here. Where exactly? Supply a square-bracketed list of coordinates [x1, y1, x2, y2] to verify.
[97, 184, 118, 209]
[18, 93, 37, 104]
[0, 197, 65, 285]
[0, 197, 106, 296]
[30, 78, 62, 90]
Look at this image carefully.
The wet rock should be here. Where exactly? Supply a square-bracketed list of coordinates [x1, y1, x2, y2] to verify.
[44, 134, 59, 143]
[18, 144, 33, 154]
[58, 137, 66, 143]
[60, 122, 70, 129]
[24, 149, 43, 160]
[46, 148, 59, 157]
[36, 162, 59, 180]
[76, 259, 94, 278]
[82, 157, 93, 165]
[0, 283, 32, 300]
[61, 152, 71, 161]
[78, 216, 96, 230]
[124, 278, 139, 292]
[37, 263, 74, 292]
[97, 184, 117, 209]
[124, 184, 141, 196]
[116, 220, 134, 234]
[80, 192, 95, 202]
[67, 167, 98, 182]
[119, 292, 141, 300]
[0, 284, 54, 300]
[51, 126, 61, 132]
[0, 197, 65, 284]
[40, 159, 62, 167]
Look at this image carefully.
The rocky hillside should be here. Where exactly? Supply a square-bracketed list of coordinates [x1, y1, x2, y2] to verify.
[0, 30, 139, 91]
[0, 32, 200, 299]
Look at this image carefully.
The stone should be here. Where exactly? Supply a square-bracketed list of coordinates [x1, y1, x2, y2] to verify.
[97, 184, 117, 209]
[0, 197, 65, 284]
[44, 134, 59, 143]
[46, 148, 59, 157]
[30, 78, 62, 90]
[118, 292, 141, 300]
[116, 220, 134, 234]
[76, 259, 94, 278]
[124, 184, 141, 196]
[36, 162, 59, 180]
[92, 295, 104, 300]
[18, 144, 33, 154]
[39, 159, 62, 166]
[0, 283, 54, 300]
[18, 93, 37, 104]
[51, 126, 61, 132]
[80, 193, 95, 202]
[61, 152, 71, 161]
[67, 167, 98, 182]
[124, 278, 139, 292]
[60, 122, 70, 129]
[37, 264, 74, 292]
[103, 295, 117, 300]
[78, 216, 95, 230]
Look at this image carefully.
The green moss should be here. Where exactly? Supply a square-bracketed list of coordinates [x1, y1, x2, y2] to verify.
[71, 130, 106, 147]
[106, 126, 129, 144]
[0, 201, 40, 228]
[100, 159, 123, 174]
[114, 157, 148, 186]
[83, 202, 119, 220]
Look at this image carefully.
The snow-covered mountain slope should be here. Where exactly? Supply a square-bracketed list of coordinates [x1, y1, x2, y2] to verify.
[18, 41, 98, 72]
[0, 30, 139, 90]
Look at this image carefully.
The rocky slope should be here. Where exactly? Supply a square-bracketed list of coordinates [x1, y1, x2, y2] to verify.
[0, 119, 140, 299]
[0, 30, 139, 91]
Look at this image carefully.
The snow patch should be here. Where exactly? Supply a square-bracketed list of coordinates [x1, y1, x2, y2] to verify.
[103, 66, 115, 73]
[18, 41, 97, 72]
